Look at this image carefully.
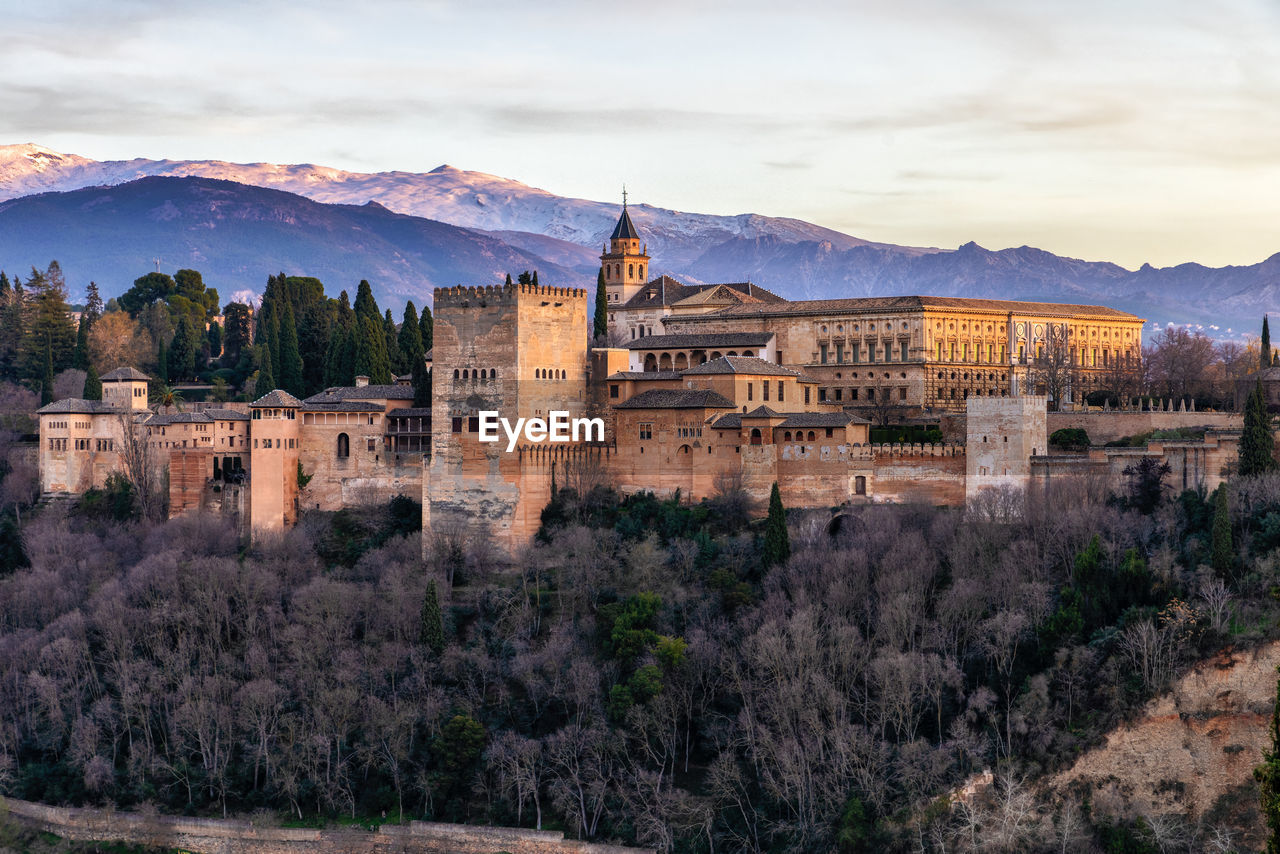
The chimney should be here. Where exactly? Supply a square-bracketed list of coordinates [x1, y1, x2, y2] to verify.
[355, 375, 370, 388]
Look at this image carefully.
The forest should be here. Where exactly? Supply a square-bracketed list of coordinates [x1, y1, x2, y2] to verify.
[0, 262, 434, 407]
[2, 425, 1280, 852]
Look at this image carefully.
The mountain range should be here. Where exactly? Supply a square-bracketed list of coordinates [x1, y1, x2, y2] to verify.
[1, 143, 1276, 333]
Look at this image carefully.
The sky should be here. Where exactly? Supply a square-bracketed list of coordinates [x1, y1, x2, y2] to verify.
[3, 0, 1280, 270]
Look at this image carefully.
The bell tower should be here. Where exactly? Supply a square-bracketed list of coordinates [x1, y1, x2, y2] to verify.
[600, 189, 650, 311]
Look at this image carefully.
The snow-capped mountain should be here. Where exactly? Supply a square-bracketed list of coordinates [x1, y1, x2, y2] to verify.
[0, 143, 929, 269]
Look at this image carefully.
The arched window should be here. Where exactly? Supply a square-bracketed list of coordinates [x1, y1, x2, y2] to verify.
[644, 353, 658, 372]
[808, 431, 816, 441]
[453, 369, 459, 379]
[750, 428, 762, 445]
[628, 263, 634, 278]
[463, 369, 469, 379]
[337, 433, 350, 459]
[678, 444, 691, 455]
[659, 353, 673, 371]
[784, 431, 792, 441]
[639, 265, 645, 279]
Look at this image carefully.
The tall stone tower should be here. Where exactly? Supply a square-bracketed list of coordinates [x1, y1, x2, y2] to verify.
[600, 195, 650, 312]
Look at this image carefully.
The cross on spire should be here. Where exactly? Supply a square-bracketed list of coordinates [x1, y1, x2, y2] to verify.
[622, 184, 628, 208]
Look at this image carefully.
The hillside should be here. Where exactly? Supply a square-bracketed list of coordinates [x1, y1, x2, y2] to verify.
[0, 176, 589, 308]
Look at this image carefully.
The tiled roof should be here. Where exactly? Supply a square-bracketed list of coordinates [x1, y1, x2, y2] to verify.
[387, 407, 433, 417]
[620, 277, 787, 310]
[146, 411, 214, 425]
[606, 371, 684, 381]
[682, 356, 805, 378]
[100, 367, 150, 382]
[676, 295, 1142, 321]
[778, 412, 868, 427]
[203, 407, 250, 421]
[303, 385, 415, 404]
[615, 389, 736, 410]
[610, 206, 641, 241]
[300, 401, 384, 412]
[36, 399, 125, 415]
[250, 389, 304, 408]
[710, 414, 741, 429]
[625, 332, 774, 350]
[742, 406, 784, 419]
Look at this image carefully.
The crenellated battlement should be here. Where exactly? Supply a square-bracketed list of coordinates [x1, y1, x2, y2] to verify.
[433, 283, 587, 307]
[864, 442, 966, 458]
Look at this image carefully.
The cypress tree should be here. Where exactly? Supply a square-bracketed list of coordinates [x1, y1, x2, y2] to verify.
[1264, 316, 1273, 371]
[354, 315, 392, 385]
[762, 482, 790, 568]
[324, 291, 355, 387]
[504, 273, 513, 286]
[73, 315, 91, 371]
[399, 302, 424, 368]
[593, 269, 608, 341]
[420, 580, 445, 655]
[532, 270, 539, 286]
[383, 308, 403, 375]
[1241, 381, 1278, 476]
[83, 362, 102, 400]
[420, 304, 433, 352]
[256, 343, 276, 394]
[278, 301, 304, 396]
[156, 338, 168, 384]
[207, 320, 222, 360]
[412, 358, 431, 408]
[168, 316, 196, 381]
[265, 300, 282, 385]
[354, 279, 380, 325]
[1211, 484, 1233, 577]
[40, 338, 54, 406]
[1256, 665, 1280, 854]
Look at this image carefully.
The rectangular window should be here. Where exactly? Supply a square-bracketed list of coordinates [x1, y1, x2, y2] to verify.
[819, 388, 827, 402]
[763, 381, 770, 402]
[850, 388, 859, 401]
[950, 343, 957, 361]
[851, 343, 860, 363]
[639, 422, 653, 440]
[826, 427, 834, 438]
[367, 438, 376, 452]
[819, 343, 828, 364]
[835, 342, 844, 363]
[899, 387, 907, 401]
[748, 383, 753, 401]
[451, 417, 462, 433]
[778, 382, 784, 402]
[610, 384, 619, 399]
[804, 386, 810, 404]
[777, 351, 784, 364]
[898, 342, 906, 361]
[835, 388, 843, 401]
[468, 416, 479, 432]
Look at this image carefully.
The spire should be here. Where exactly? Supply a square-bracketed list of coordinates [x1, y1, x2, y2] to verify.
[611, 201, 640, 241]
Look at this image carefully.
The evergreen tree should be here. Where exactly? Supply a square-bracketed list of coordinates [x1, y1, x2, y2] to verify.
[1264, 316, 1272, 371]
[420, 304, 433, 352]
[73, 314, 92, 371]
[532, 270, 539, 286]
[18, 262, 77, 385]
[324, 291, 357, 388]
[83, 362, 102, 401]
[1241, 381, 1278, 476]
[278, 301, 304, 396]
[762, 482, 791, 568]
[354, 279, 380, 325]
[1211, 484, 1233, 577]
[399, 302, 424, 369]
[412, 358, 432, 408]
[354, 315, 392, 384]
[517, 271, 532, 285]
[156, 338, 169, 384]
[1256, 666, 1280, 854]
[207, 320, 222, 360]
[39, 338, 54, 406]
[84, 280, 103, 324]
[265, 300, 282, 385]
[505, 273, 513, 286]
[420, 580, 445, 655]
[221, 302, 252, 368]
[383, 308, 403, 375]
[0, 273, 19, 382]
[168, 316, 197, 381]
[256, 343, 276, 394]
[593, 268, 608, 341]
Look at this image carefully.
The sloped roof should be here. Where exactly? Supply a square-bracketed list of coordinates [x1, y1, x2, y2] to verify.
[615, 389, 736, 410]
[203, 407, 251, 421]
[625, 332, 774, 350]
[304, 385, 415, 404]
[146, 411, 214, 425]
[677, 295, 1142, 321]
[300, 401, 383, 413]
[682, 356, 805, 378]
[741, 405, 784, 419]
[611, 206, 641, 241]
[100, 367, 150, 382]
[779, 412, 868, 427]
[250, 389, 304, 408]
[36, 399, 124, 415]
[620, 276, 787, 310]
[710, 414, 741, 429]
[386, 407, 433, 417]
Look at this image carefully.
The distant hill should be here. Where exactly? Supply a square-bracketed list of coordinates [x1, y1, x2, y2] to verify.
[2, 143, 1279, 332]
[0, 176, 589, 309]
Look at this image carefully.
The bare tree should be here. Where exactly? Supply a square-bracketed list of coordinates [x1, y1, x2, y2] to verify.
[117, 413, 160, 520]
[1028, 323, 1077, 410]
[1144, 326, 1217, 401]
